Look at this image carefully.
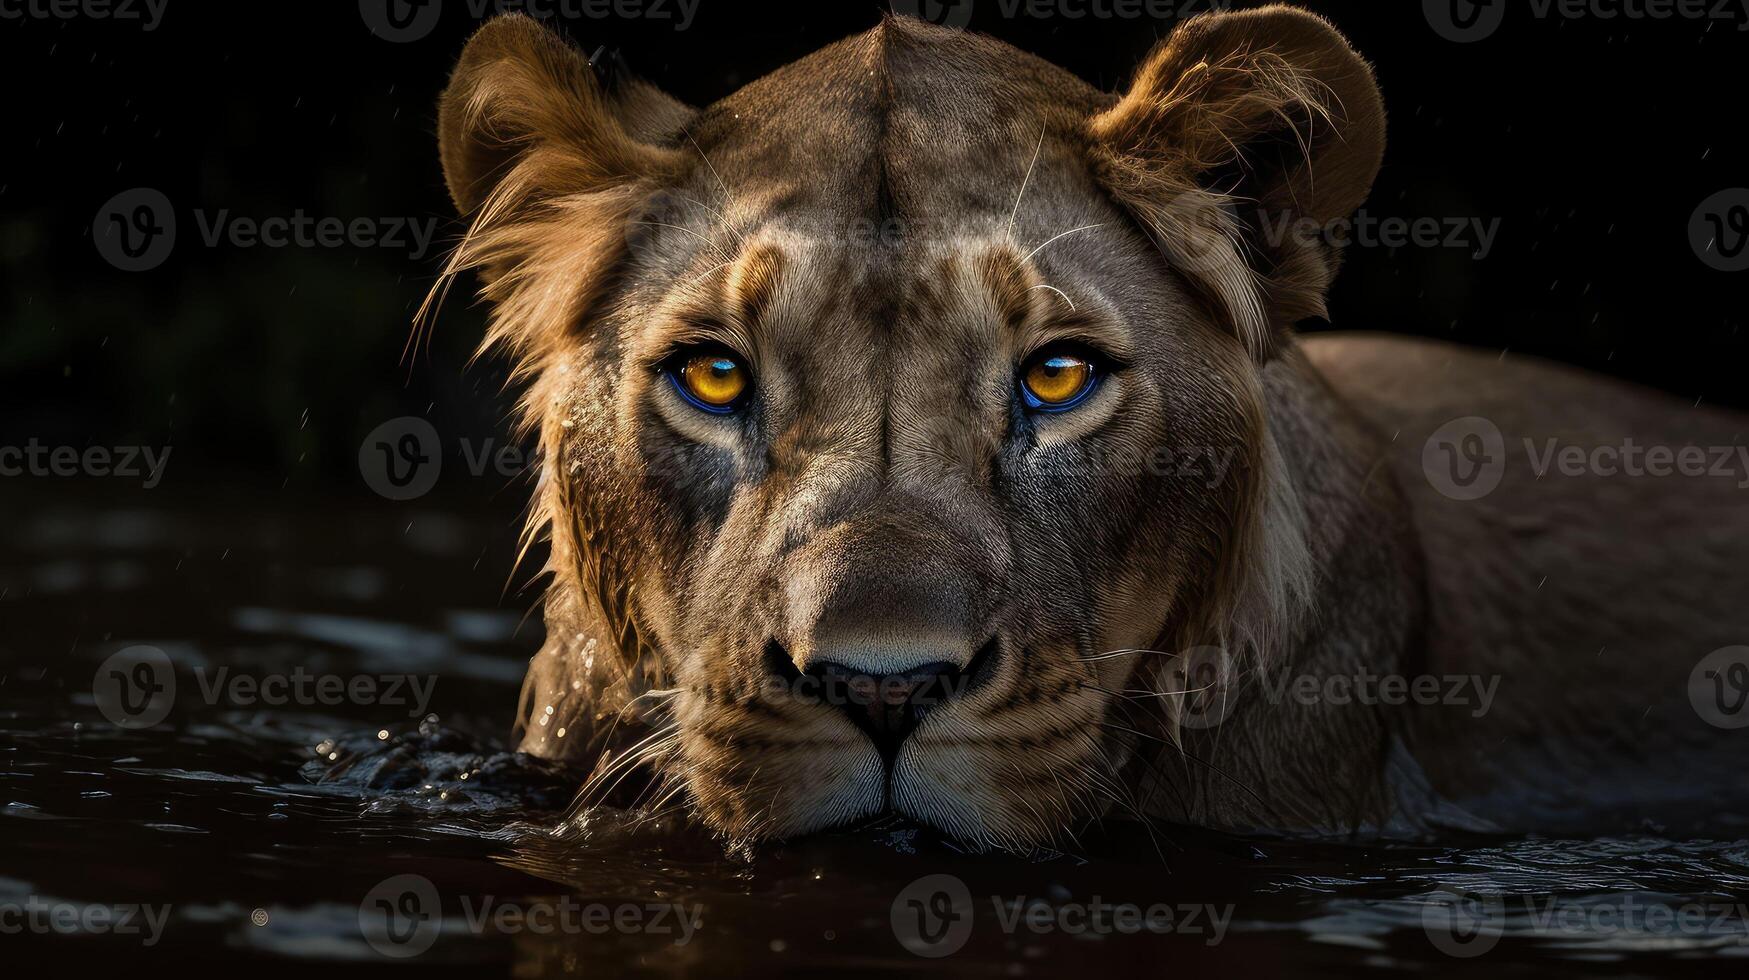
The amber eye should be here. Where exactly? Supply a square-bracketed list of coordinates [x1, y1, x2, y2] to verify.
[1019, 350, 1099, 412]
[669, 350, 751, 413]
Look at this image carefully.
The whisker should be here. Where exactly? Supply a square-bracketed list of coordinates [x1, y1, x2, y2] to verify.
[684, 130, 735, 206]
[629, 221, 731, 261]
[1005, 125, 1047, 243]
[1080, 681, 1221, 701]
[577, 722, 679, 805]
[671, 191, 742, 247]
[1075, 647, 1183, 664]
[684, 260, 733, 286]
[1101, 719, 1274, 817]
[1030, 283, 1076, 310]
[1021, 223, 1107, 264]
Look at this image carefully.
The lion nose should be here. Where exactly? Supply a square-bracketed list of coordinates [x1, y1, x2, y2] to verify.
[805, 660, 966, 755]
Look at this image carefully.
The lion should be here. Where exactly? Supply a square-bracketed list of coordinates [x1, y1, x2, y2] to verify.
[427, 6, 1749, 850]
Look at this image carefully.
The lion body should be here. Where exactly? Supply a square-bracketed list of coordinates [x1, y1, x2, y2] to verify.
[1308, 334, 1749, 833]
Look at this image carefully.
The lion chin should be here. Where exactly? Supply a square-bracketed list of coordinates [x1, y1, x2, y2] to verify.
[662, 637, 1121, 850]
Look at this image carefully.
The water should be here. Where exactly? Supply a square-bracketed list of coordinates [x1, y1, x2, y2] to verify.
[5, 489, 1749, 975]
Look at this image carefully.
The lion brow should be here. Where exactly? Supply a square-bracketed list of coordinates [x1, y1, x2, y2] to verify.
[969, 245, 1134, 360]
[727, 243, 787, 326]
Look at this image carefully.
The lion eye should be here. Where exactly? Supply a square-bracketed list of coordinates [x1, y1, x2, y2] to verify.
[669, 350, 751, 413]
[1019, 350, 1099, 412]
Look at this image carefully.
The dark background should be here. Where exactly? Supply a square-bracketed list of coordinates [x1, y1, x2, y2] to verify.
[2, 0, 1745, 498]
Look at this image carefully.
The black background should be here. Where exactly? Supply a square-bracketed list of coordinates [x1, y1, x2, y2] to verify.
[2, 0, 1745, 496]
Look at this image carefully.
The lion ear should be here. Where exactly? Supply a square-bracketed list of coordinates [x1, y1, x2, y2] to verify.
[1089, 6, 1385, 360]
[428, 15, 695, 370]
[437, 14, 690, 215]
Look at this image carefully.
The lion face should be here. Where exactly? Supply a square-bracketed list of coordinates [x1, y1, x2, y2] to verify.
[435, 9, 1382, 849]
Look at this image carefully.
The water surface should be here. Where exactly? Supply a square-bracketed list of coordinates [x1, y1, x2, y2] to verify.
[5, 490, 1747, 975]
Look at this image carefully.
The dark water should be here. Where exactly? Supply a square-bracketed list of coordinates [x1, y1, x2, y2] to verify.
[5, 491, 1749, 976]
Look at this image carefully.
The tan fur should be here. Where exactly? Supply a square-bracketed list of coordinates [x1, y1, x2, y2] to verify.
[427, 8, 1746, 849]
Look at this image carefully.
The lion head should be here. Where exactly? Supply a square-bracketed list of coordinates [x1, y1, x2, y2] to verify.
[431, 5, 1384, 850]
